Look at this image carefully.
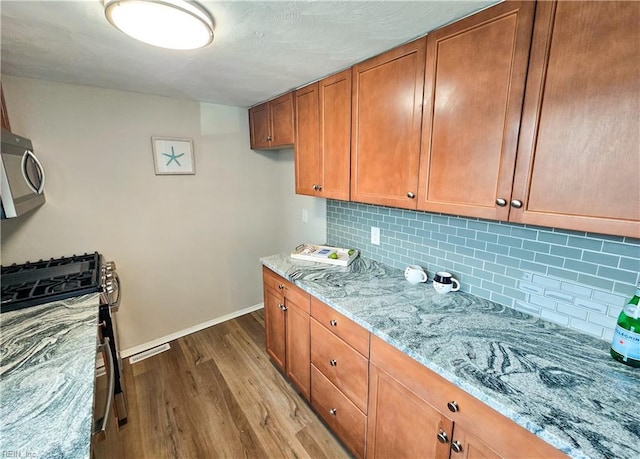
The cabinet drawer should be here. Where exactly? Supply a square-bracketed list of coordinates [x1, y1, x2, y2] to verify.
[263, 266, 285, 296]
[262, 267, 310, 314]
[311, 365, 366, 459]
[311, 297, 370, 357]
[311, 318, 369, 413]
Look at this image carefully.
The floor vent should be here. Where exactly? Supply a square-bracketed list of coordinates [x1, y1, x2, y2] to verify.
[129, 343, 171, 364]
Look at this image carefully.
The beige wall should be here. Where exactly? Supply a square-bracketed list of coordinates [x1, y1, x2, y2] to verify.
[0, 76, 326, 351]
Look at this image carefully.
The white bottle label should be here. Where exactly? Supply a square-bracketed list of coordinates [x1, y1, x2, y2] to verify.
[611, 325, 640, 361]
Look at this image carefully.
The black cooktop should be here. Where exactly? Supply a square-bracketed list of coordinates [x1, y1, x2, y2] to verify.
[1, 252, 102, 313]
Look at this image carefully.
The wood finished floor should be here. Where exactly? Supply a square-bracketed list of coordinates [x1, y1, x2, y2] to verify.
[101, 310, 351, 459]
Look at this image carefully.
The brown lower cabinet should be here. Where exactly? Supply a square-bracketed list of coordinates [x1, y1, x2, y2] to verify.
[263, 269, 566, 458]
[262, 266, 310, 400]
[367, 335, 566, 459]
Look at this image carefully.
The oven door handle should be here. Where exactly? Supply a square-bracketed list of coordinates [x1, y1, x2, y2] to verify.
[93, 337, 115, 442]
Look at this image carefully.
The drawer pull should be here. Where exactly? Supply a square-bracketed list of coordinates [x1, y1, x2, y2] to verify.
[278, 303, 287, 311]
[278, 284, 284, 290]
[447, 401, 459, 413]
[329, 359, 337, 366]
[329, 319, 338, 327]
[451, 441, 463, 453]
[436, 430, 449, 444]
[329, 408, 337, 416]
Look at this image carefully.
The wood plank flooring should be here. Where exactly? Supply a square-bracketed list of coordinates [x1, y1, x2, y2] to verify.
[96, 310, 350, 459]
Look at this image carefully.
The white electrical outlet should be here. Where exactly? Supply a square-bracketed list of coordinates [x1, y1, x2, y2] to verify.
[371, 226, 380, 245]
[302, 209, 308, 223]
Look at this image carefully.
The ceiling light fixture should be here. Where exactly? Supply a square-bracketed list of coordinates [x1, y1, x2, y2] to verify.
[104, 0, 214, 50]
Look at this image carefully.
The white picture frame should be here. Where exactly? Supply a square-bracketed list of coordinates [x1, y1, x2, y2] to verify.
[152, 137, 195, 175]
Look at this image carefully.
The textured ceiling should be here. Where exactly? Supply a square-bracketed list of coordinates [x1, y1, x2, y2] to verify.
[1, 1, 498, 107]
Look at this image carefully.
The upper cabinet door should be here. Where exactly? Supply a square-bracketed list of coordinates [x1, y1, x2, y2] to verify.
[249, 102, 270, 149]
[319, 69, 351, 201]
[417, 1, 535, 219]
[295, 83, 321, 196]
[351, 38, 426, 210]
[249, 93, 294, 150]
[511, 1, 640, 238]
[269, 92, 295, 148]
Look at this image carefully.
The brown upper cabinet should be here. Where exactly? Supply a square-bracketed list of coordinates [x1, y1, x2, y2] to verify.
[295, 69, 351, 200]
[509, 0, 640, 238]
[351, 38, 427, 210]
[417, 1, 535, 221]
[249, 92, 294, 150]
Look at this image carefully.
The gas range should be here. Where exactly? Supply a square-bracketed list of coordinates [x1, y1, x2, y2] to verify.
[1, 252, 116, 313]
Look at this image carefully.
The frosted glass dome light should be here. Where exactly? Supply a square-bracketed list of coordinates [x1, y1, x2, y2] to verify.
[104, 0, 214, 50]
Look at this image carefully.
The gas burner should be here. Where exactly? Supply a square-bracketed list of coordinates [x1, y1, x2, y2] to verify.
[1, 252, 103, 313]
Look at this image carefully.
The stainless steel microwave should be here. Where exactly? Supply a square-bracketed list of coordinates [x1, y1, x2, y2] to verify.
[0, 128, 45, 219]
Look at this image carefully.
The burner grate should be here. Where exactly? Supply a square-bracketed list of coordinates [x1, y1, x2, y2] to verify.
[1, 253, 102, 313]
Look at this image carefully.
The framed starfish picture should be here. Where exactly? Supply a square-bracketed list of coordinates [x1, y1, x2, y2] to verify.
[152, 137, 195, 175]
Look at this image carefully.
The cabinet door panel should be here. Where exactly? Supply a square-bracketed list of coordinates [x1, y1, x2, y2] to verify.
[295, 83, 321, 196]
[249, 103, 270, 149]
[367, 363, 452, 459]
[511, 1, 640, 237]
[286, 302, 310, 400]
[270, 92, 294, 147]
[264, 287, 286, 372]
[351, 38, 426, 209]
[418, 1, 534, 219]
[320, 69, 351, 201]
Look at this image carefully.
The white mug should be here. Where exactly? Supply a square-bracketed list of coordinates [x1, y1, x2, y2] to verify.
[404, 265, 428, 285]
[433, 271, 460, 294]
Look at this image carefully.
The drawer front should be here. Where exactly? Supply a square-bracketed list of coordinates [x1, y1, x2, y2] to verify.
[263, 266, 310, 314]
[311, 319, 369, 413]
[311, 297, 370, 357]
[311, 365, 367, 459]
[263, 266, 285, 299]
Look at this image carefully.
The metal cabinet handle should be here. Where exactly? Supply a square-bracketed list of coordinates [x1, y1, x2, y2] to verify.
[266, 135, 273, 142]
[511, 199, 523, 208]
[329, 408, 337, 416]
[407, 191, 415, 199]
[451, 441, 463, 453]
[329, 320, 337, 327]
[278, 303, 288, 311]
[316, 185, 322, 192]
[447, 401, 459, 413]
[330, 359, 337, 367]
[278, 284, 284, 290]
[312, 185, 318, 191]
[93, 337, 115, 442]
[437, 430, 449, 444]
[22, 150, 46, 194]
[496, 198, 507, 207]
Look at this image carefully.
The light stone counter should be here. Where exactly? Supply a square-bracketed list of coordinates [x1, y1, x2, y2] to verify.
[261, 253, 639, 459]
[0, 293, 101, 459]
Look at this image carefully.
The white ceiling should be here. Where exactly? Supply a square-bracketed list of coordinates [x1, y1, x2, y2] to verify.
[1, 0, 498, 108]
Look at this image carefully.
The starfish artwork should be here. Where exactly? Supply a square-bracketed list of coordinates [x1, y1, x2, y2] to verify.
[162, 146, 185, 167]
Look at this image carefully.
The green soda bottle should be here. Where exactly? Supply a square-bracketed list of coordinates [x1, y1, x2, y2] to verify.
[610, 281, 640, 367]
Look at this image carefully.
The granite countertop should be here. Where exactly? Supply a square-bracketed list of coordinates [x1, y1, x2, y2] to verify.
[261, 253, 640, 459]
[0, 293, 101, 459]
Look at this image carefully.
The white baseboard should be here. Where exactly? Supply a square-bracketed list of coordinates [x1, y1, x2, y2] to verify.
[121, 303, 264, 359]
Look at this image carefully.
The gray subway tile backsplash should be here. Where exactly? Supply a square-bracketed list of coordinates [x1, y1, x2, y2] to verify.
[326, 200, 640, 341]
